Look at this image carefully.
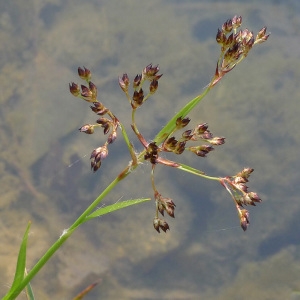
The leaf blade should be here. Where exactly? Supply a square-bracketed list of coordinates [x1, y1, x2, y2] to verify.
[6, 221, 31, 298]
[85, 198, 150, 221]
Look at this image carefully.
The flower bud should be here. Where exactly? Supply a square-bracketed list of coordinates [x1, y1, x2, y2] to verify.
[133, 74, 142, 89]
[142, 64, 163, 81]
[195, 123, 208, 134]
[164, 136, 178, 151]
[232, 15, 242, 29]
[89, 81, 98, 99]
[153, 217, 170, 233]
[90, 102, 109, 115]
[81, 85, 93, 102]
[182, 129, 193, 141]
[174, 141, 186, 154]
[78, 66, 91, 81]
[108, 127, 118, 144]
[255, 27, 270, 44]
[176, 117, 190, 129]
[90, 144, 108, 172]
[79, 124, 94, 134]
[131, 88, 144, 109]
[222, 19, 233, 34]
[149, 80, 158, 94]
[216, 28, 226, 44]
[118, 73, 130, 92]
[239, 209, 249, 231]
[69, 82, 80, 97]
[208, 136, 225, 145]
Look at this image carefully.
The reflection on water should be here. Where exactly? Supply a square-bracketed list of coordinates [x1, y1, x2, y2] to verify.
[1, 0, 300, 299]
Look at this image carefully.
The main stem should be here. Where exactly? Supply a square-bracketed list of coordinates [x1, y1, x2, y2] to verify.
[4, 82, 213, 300]
[4, 168, 130, 300]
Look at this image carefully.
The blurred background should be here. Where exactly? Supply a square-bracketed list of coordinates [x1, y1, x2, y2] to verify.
[0, 0, 300, 299]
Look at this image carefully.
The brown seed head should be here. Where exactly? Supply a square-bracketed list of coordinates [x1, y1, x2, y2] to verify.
[133, 74, 142, 89]
[216, 28, 226, 45]
[142, 64, 163, 81]
[79, 124, 94, 134]
[176, 117, 191, 129]
[149, 80, 159, 94]
[107, 126, 118, 144]
[232, 15, 242, 29]
[69, 82, 80, 97]
[164, 136, 178, 151]
[78, 66, 91, 81]
[239, 209, 250, 231]
[81, 85, 93, 102]
[90, 145, 109, 172]
[90, 102, 109, 115]
[89, 81, 98, 99]
[131, 88, 144, 109]
[207, 136, 226, 145]
[118, 73, 130, 92]
[153, 217, 170, 233]
[222, 19, 233, 34]
[255, 26, 270, 44]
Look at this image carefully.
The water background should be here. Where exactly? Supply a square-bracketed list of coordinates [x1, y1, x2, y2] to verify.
[0, 0, 300, 299]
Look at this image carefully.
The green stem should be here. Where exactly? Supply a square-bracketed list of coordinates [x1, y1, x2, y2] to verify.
[3, 166, 132, 300]
[4, 75, 214, 300]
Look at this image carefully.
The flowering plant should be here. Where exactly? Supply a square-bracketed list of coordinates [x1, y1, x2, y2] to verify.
[3, 16, 269, 300]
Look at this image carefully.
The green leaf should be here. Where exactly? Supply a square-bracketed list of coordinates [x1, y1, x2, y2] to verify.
[154, 87, 211, 145]
[6, 221, 31, 299]
[25, 281, 35, 300]
[85, 198, 150, 221]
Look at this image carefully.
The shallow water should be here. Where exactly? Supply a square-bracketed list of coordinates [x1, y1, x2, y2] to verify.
[1, 0, 300, 299]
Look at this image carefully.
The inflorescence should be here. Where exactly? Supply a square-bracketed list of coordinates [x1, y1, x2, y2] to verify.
[69, 16, 269, 232]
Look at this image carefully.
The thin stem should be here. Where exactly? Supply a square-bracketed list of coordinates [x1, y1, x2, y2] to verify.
[5, 163, 135, 299]
[119, 122, 138, 166]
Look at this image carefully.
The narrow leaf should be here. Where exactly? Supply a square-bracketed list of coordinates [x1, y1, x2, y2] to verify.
[85, 198, 150, 221]
[8, 221, 31, 296]
[154, 86, 211, 145]
[25, 281, 35, 300]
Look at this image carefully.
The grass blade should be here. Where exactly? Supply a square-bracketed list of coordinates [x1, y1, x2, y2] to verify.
[85, 198, 150, 221]
[6, 221, 31, 299]
[25, 281, 35, 300]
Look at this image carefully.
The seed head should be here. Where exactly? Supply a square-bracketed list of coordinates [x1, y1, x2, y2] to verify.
[81, 85, 93, 102]
[90, 144, 109, 172]
[153, 217, 170, 233]
[118, 73, 130, 92]
[239, 208, 250, 231]
[142, 64, 163, 81]
[149, 80, 159, 94]
[133, 74, 142, 89]
[78, 66, 91, 81]
[88, 81, 98, 99]
[176, 116, 191, 129]
[79, 124, 94, 134]
[90, 102, 109, 115]
[131, 88, 144, 109]
[69, 82, 80, 97]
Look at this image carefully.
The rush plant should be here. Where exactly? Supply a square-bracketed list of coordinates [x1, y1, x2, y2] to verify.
[3, 16, 269, 300]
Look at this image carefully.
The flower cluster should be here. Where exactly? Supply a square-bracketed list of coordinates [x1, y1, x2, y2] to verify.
[69, 16, 268, 233]
[119, 63, 163, 109]
[220, 168, 262, 231]
[138, 116, 225, 232]
[69, 67, 120, 172]
[142, 118, 225, 169]
[212, 15, 269, 86]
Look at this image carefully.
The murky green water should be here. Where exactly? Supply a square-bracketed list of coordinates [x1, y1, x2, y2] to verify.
[1, 0, 300, 299]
